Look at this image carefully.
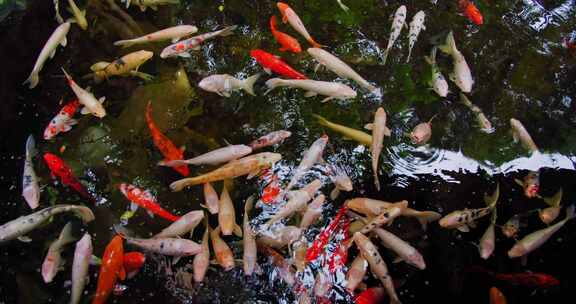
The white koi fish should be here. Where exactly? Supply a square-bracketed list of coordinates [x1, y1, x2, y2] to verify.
[160, 25, 237, 58]
[424, 47, 449, 97]
[203, 182, 219, 214]
[359, 201, 408, 234]
[24, 22, 70, 89]
[365, 107, 391, 191]
[243, 196, 258, 276]
[70, 233, 92, 304]
[153, 210, 204, 238]
[62, 68, 106, 118]
[249, 130, 292, 150]
[193, 220, 210, 282]
[300, 194, 326, 229]
[265, 78, 357, 103]
[510, 118, 539, 152]
[124, 236, 201, 256]
[478, 210, 496, 260]
[285, 135, 328, 191]
[410, 115, 436, 145]
[374, 227, 426, 270]
[124, 0, 179, 11]
[277, 2, 323, 48]
[461, 93, 493, 133]
[307, 48, 379, 94]
[264, 179, 322, 227]
[438, 31, 474, 93]
[43, 99, 80, 140]
[67, 0, 87, 30]
[0, 205, 94, 243]
[90, 50, 154, 83]
[382, 5, 407, 66]
[22, 135, 40, 209]
[42, 222, 78, 283]
[114, 25, 198, 47]
[258, 226, 302, 249]
[508, 206, 574, 258]
[160, 144, 252, 167]
[199, 74, 260, 97]
[406, 11, 426, 62]
[218, 184, 242, 237]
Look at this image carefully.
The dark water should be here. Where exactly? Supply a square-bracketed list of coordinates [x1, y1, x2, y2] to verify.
[1, 0, 576, 303]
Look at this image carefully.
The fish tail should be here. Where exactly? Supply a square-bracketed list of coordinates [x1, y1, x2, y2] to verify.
[113, 39, 136, 48]
[25, 134, 37, 158]
[242, 73, 261, 96]
[219, 25, 238, 37]
[264, 78, 284, 95]
[270, 15, 278, 31]
[312, 114, 329, 127]
[170, 177, 199, 191]
[382, 49, 389, 66]
[543, 188, 563, 207]
[438, 31, 456, 55]
[565, 205, 575, 221]
[23, 72, 40, 89]
[57, 222, 76, 244]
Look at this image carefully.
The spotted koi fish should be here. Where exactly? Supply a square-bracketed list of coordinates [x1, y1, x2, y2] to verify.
[160, 25, 237, 58]
[44, 99, 80, 140]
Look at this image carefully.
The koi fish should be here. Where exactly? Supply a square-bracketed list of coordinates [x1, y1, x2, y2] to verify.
[285, 135, 328, 191]
[93, 236, 125, 304]
[313, 114, 372, 146]
[159, 144, 252, 167]
[0, 205, 94, 243]
[270, 15, 301, 53]
[22, 135, 40, 209]
[119, 183, 180, 222]
[358, 201, 407, 234]
[90, 50, 154, 83]
[277, 2, 323, 48]
[490, 287, 507, 304]
[203, 182, 219, 214]
[42, 222, 77, 283]
[123, 235, 201, 256]
[425, 47, 449, 97]
[243, 196, 258, 276]
[123, 252, 146, 279]
[508, 206, 574, 258]
[471, 267, 560, 288]
[406, 11, 426, 63]
[366, 107, 391, 191]
[61, 68, 106, 118]
[70, 233, 92, 304]
[114, 25, 198, 47]
[300, 194, 326, 229]
[355, 287, 386, 304]
[170, 152, 282, 191]
[354, 232, 401, 304]
[460, 93, 493, 133]
[67, 0, 87, 30]
[210, 226, 235, 270]
[306, 205, 347, 262]
[327, 165, 353, 199]
[124, 0, 179, 12]
[265, 78, 357, 103]
[307, 48, 379, 94]
[374, 227, 426, 270]
[478, 210, 497, 259]
[539, 188, 563, 224]
[293, 239, 307, 273]
[346, 255, 368, 292]
[459, 0, 483, 25]
[44, 99, 80, 140]
[153, 210, 204, 238]
[346, 198, 440, 230]
[261, 174, 281, 204]
[250, 49, 307, 79]
[264, 179, 322, 227]
[218, 184, 242, 236]
[160, 25, 237, 58]
[438, 31, 474, 93]
[258, 226, 302, 249]
[327, 217, 349, 273]
[510, 118, 539, 152]
[198, 74, 260, 97]
[24, 22, 70, 89]
[410, 115, 436, 145]
[44, 153, 91, 199]
[145, 101, 189, 176]
[382, 5, 407, 66]
[249, 130, 292, 150]
[501, 214, 521, 238]
[193, 220, 210, 282]
[514, 171, 540, 198]
[257, 243, 295, 286]
[439, 184, 499, 232]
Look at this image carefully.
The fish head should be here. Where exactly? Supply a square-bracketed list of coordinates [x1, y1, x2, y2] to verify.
[277, 2, 290, 14]
[408, 252, 426, 270]
[43, 124, 57, 140]
[118, 183, 131, 196]
[160, 44, 180, 59]
[250, 49, 267, 62]
[306, 47, 323, 59]
[134, 50, 154, 64]
[279, 130, 292, 139]
[90, 103, 107, 118]
[334, 175, 353, 191]
[410, 123, 431, 145]
[438, 213, 459, 228]
[525, 185, 539, 198]
[258, 152, 282, 167]
[337, 85, 357, 99]
[198, 75, 222, 92]
[22, 186, 40, 209]
[507, 244, 526, 258]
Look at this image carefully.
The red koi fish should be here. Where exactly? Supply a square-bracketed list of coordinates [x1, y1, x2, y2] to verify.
[355, 287, 386, 304]
[459, 0, 483, 25]
[306, 206, 348, 262]
[43, 153, 91, 199]
[44, 99, 80, 140]
[490, 287, 507, 304]
[270, 16, 301, 53]
[327, 217, 349, 273]
[123, 252, 146, 279]
[262, 174, 281, 204]
[93, 235, 125, 304]
[250, 49, 307, 80]
[119, 183, 180, 222]
[469, 267, 560, 288]
[145, 101, 189, 177]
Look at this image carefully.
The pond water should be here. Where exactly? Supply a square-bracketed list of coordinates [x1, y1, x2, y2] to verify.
[1, 0, 576, 303]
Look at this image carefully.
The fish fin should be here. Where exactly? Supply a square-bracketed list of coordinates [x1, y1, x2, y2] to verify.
[172, 256, 181, 265]
[23, 72, 40, 89]
[468, 221, 477, 229]
[314, 63, 322, 73]
[80, 107, 91, 115]
[484, 183, 500, 208]
[242, 73, 261, 96]
[543, 188, 563, 207]
[113, 39, 136, 48]
[178, 52, 191, 58]
[17, 236, 32, 243]
[330, 188, 340, 200]
[304, 91, 317, 98]
[50, 49, 57, 59]
[457, 225, 470, 232]
[438, 31, 455, 55]
[320, 96, 334, 103]
[247, 170, 260, 179]
[514, 179, 524, 187]
[90, 62, 110, 72]
[383, 127, 392, 137]
[281, 13, 288, 23]
[118, 264, 126, 281]
[233, 224, 243, 237]
[130, 202, 139, 212]
[57, 222, 76, 244]
[68, 119, 78, 126]
[364, 123, 373, 130]
[61, 124, 73, 132]
[392, 256, 403, 264]
[60, 37, 67, 47]
[98, 97, 106, 104]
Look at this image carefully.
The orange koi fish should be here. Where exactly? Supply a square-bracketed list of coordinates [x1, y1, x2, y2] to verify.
[270, 16, 301, 53]
[145, 101, 189, 176]
[123, 252, 146, 279]
[459, 0, 483, 25]
[93, 235, 125, 304]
